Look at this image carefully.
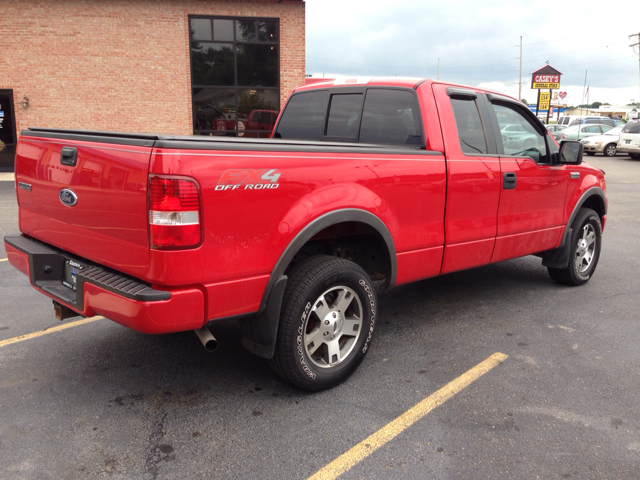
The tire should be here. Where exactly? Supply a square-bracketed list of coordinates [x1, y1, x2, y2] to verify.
[630, 153, 640, 160]
[548, 208, 601, 286]
[585, 152, 595, 156]
[603, 143, 616, 157]
[269, 256, 377, 391]
[524, 138, 535, 148]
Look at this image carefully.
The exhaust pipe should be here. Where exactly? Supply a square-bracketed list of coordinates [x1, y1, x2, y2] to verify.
[194, 326, 218, 352]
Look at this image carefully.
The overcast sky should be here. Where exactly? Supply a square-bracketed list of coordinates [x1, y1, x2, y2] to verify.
[305, 0, 640, 107]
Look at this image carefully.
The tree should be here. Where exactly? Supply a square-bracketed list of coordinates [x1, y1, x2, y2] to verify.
[521, 98, 529, 105]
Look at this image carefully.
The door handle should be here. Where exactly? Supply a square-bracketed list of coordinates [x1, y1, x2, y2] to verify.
[503, 172, 516, 190]
[60, 147, 78, 167]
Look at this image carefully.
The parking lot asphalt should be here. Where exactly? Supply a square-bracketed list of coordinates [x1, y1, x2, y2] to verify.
[1, 155, 640, 479]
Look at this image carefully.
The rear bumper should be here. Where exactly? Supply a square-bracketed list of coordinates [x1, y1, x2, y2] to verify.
[4, 235, 205, 334]
[616, 145, 640, 154]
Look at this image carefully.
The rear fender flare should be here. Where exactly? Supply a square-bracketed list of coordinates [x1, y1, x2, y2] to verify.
[240, 209, 396, 359]
[266, 208, 397, 307]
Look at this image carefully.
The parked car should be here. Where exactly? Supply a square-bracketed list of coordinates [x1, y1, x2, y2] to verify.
[581, 125, 624, 157]
[546, 124, 567, 133]
[570, 117, 625, 128]
[557, 115, 610, 126]
[554, 124, 613, 141]
[4, 78, 606, 391]
[500, 124, 538, 149]
[616, 119, 640, 160]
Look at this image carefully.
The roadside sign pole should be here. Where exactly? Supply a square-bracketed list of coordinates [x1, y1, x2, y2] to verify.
[546, 90, 551, 124]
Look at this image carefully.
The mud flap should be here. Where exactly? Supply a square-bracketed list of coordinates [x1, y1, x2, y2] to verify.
[239, 275, 287, 359]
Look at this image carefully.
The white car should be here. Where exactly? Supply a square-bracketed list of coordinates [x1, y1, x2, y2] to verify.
[581, 125, 624, 157]
[617, 120, 640, 160]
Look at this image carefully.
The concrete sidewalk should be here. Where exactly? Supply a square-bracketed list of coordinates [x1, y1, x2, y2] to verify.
[0, 172, 15, 182]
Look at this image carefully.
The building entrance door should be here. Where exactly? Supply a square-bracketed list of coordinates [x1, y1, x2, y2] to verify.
[0, 90, 17, 172]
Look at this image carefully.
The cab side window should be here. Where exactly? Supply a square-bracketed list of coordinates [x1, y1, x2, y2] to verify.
[491, 103, 548, 163]
[450, 98, 488, 154]
[359, 89, 422, 146]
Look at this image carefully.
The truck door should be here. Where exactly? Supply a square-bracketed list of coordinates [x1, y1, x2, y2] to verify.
[484, 94, 569, 262]
[433, 85, 501, 274]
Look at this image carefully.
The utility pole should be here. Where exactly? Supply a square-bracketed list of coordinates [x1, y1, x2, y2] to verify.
[630, 32, 640, 110]
[515, 36, 523, 101]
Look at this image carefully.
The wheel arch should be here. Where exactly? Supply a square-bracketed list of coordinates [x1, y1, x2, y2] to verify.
[541, 187, 606, 270]
[240, 209, 396, 359]
[266, 209, 397, 302]
[564, 187, 606, 246]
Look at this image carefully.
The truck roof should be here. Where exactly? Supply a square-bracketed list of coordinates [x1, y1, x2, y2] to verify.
[293, 77, 519, 103]
[295, 77, 430, 91]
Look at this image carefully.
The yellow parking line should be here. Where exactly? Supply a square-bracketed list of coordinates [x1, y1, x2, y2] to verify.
[307, 352, 509, 480]
[0, 316, 104, 348]
[0, 258, 8, 262]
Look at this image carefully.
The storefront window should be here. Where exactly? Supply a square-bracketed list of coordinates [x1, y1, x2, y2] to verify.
[189, 16, 280, 136]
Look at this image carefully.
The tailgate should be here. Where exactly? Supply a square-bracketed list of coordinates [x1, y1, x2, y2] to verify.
[15, 129, 156, 280]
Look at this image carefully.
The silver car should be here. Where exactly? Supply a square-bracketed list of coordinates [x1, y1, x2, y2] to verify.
[554, 123, 613, 142]
[581, 125, 624, 157]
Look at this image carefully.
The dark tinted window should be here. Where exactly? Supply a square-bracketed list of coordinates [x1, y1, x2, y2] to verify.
[237, 44, 278, 87]
[274, 91, 328, 140]
[326, 94, 363, 139]
[191, 43, 235, 86]
[622, 121, 640, 134]
[359, 89, 422, 145]
[189, 16, 280, 135]
[451, 98, 487, 154]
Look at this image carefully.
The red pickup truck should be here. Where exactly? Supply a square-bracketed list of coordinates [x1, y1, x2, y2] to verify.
[4, 78, 607, 391]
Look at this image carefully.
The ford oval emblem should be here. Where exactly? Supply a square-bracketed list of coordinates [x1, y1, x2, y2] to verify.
[59, 188, 78, 207]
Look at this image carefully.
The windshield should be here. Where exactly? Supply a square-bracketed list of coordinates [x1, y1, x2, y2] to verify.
[605, 126, 624, 135]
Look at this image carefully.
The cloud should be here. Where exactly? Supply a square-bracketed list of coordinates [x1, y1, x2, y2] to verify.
[305, 0, 640, 105]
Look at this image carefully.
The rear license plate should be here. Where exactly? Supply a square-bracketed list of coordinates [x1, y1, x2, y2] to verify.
[62, 260, 82, 290]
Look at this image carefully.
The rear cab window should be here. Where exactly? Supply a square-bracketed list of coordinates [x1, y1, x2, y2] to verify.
[622, 121, 640, 134]
[274, 87, 424, 147]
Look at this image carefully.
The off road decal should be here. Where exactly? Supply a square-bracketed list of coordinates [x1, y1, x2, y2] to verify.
[216, 169, 281, 190]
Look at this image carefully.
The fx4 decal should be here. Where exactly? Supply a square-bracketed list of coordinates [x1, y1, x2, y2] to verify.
[216, 169, 282, 190]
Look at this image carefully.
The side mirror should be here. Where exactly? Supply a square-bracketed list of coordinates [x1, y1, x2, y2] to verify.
[558, 140, 583, 165]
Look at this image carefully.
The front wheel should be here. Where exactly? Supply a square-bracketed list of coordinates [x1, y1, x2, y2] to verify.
[269, 256, 377, 391]
[630, 153, 640, 160]
[603, 143, 616, 157]
[548, 208, 602, 286]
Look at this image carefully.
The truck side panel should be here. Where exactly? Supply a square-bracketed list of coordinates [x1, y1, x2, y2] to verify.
[148, 146, 447, 316]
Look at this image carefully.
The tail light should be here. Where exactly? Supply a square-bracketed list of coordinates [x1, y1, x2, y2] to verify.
[561, 133, 566, 139]
[148, 176, 201, 248]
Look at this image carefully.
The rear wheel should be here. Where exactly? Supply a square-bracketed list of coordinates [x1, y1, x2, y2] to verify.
[269, 256, 377, 391]
[548, 208, 601, 286]
[603, 143, 617, 157]
[630, 153, 640, 160]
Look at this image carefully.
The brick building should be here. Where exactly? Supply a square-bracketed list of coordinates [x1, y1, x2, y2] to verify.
[0, 0, 306, 171]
